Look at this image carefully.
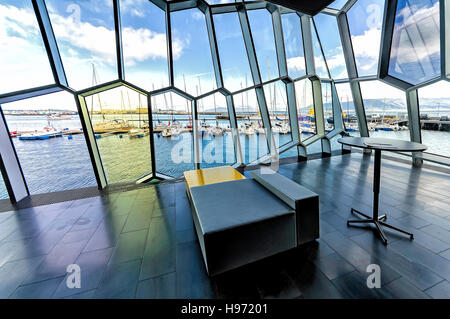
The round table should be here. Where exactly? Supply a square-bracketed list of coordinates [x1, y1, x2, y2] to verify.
[338, 137, 427, 245]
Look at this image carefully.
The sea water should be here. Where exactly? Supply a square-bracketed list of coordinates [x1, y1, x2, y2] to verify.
[0, 115, 448, 200]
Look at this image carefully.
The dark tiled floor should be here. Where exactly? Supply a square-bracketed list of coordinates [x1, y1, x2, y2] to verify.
[0, 153, 449, 299]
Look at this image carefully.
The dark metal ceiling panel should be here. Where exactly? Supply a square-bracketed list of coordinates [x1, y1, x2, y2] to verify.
[265, 0, 335, 16]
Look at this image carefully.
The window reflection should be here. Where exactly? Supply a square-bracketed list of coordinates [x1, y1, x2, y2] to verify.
[389, 0, 440, 85]
[281, 13, 306, 79]
[311, 20, 329, 78]
[314, 14, 348, 79]
[347, 0, 385, 77]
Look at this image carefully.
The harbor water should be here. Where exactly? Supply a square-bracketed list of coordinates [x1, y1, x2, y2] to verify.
[0, 115, 449, 200]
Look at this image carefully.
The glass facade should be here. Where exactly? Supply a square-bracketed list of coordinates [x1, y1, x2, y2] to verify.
[281, 13, 306, 79]
[335, 82, 358, 135]
[213, 12, 254, 92]
[388, 0, 440, 85]
[198, 92, 236, 168]
[0, 0, 448, 199]
[151, 91, 193, 177]
[0, 0, 54, 94]
[45, 0, 118, 90]
[171, 8, 216, 96]
[84, 86, 152, 183]
[247, 9, 279, 82]
[314, 13, 348, 79]
[2, 91, 96, 194]
[418, 81, 450, 157]
[233, 89, 269, 164]
[347, 0, 385, 77]
[294, 78, 316, 140]
[120, 0, 169, 90]
[359, 80, 409, 140]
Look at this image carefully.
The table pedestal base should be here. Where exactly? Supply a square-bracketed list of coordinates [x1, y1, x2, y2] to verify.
[347, 208, 414, 245]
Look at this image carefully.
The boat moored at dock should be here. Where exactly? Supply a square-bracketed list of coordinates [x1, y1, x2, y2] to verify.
[19, 128, 63, 140]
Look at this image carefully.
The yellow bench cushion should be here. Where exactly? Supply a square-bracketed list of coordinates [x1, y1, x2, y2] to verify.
[184, 166, 246, 189]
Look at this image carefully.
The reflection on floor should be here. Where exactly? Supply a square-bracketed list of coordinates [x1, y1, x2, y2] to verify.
[0, 153, 449, 299]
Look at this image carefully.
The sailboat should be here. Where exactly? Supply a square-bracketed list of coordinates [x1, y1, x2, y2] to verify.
[19, 119, 63, 140]
[129, 94, 149, 138]
[90, 64, 132, 134]
[183, 75, 193, 130]
[161, 93, 181, 137]
[206, 91, 223, 137]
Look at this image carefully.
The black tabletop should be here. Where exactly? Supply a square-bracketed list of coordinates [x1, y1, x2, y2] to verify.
[337, 137, 427, 152]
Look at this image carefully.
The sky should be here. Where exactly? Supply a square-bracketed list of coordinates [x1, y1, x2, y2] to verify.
[0, 0, 447, 113]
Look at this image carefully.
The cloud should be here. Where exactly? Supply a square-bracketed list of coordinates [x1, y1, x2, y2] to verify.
[351, 27, 382, 73]
[0, 4, 54, 94]
[0, 2, 186, 93]
[287, 56, 306, 74]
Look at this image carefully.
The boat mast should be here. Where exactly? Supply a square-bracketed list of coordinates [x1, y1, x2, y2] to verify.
[163, 90, 169, 124]
[120, 91, 125, 122]
[183, 74, 191, 126]
[169, 92, 174, 123]
[91, 63, 104, 122]
[152, 83, 159, 123]
[138, 93, 141, 129]
[126, 91, 132, 125]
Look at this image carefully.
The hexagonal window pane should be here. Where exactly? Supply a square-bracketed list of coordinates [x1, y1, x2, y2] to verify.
[335, 82, 359, 135]
[45, 0, 118, 90]
[294, 79, 317, 140]
[171, 8, 216, 97]
[233, 89, 269, 163]
[388, 0, 440, 85]
[2, 91, 96, 194]
[0, 0, 54, 94]
[418, 81, 450, 157]
[263, 81, 292, 148]
[247, 9, 279, 82]
[120, 0, 169, 91]
[311, 20, 329, 78]
[151, 91, 193, 177]
[197, 93, 236, 168]
[359, 80, 409, 140]
[321, 82, 334, 132]
[347, 0, 385, 77]
[84, 86, 152, 183]
[281, 13, 306, 79]
[214, 13, 254, 92]
[314, 14, 348, 79]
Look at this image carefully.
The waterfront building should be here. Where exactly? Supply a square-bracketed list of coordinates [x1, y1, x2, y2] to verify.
[0, 0, 449, 303]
